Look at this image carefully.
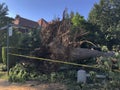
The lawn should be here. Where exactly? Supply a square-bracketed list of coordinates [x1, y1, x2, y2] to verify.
[0, 63, 8, 80]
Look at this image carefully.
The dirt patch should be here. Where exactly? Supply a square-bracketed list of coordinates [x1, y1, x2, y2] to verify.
[0, 79, 67, 90]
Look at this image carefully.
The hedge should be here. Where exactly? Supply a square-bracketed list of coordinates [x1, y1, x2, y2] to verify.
[2, 47, 18, 68]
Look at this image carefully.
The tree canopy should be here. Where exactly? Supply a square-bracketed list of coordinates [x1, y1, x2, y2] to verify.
[0, 3, 9, 27]
[88, 0, 120, 50]
[0, 3, 14, 47]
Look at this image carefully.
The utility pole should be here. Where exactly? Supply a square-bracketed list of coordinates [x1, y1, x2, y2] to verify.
[7, 25, 13, 75]
[7, 25, 10, 75]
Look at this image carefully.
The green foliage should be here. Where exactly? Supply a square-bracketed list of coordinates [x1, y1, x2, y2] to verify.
[1, 64, 7, 71]
[9, 30, 23, 47]
[70, 12, 100, 48]
[100, 53, 120, 70]
[50, 72, 56, 82]
[0, 30, 7, 47]
[0, 3, 8, 27]
[0, 3, 13, 47]
[115, 52, 120, 70]
[97, 57, 112, 72]
[2, 47, 18, 67]
[1, 27, 41, 58]
[72, 12, 85, 28]
[95, 54, 120, 89]
[9, 63, 28, 82]
[19, 29, 41, 50]
[89, 71, 96, 82]
[2, 47, 7, 64]
[37, 74, 49, 82]
[0, 26, 20, 49]
[88, 0, 120, 50]
[101, 45, 109, 52]
[8, 60, 120, 89]
[0, 72, 8, 79]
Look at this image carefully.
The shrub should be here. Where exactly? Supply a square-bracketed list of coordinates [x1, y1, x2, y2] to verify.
[50, 72, 56, 82]
[101, 45, 108, 52]
[96, 55, 120, 89]
[9, 63, 28, 82]
[38, 74, 49, 82]
[89, 71, 96, 83]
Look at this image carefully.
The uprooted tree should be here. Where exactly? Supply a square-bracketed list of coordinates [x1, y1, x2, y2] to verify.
[27, 11, 114, 73]
[31, 16, 114, 72]
[40, 20, 113, 60]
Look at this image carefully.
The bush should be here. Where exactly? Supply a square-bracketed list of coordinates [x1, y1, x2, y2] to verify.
[96, 55, 120, 89]
[101, 45, 108, 52]
[89, 71, 96, 83]
[9, 63, 28, 82]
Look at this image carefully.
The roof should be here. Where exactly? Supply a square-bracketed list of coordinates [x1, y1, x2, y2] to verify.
[13, 15, 39, 28]
[38, 18, 48, 28]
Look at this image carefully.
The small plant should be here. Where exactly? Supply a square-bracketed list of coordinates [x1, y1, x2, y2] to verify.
[89, 71, 96, 83]
[50, 72, 56, 82]
[38, 74, 48, 83]
[96, 53, 120, 89]
[101, 45, 108, 52]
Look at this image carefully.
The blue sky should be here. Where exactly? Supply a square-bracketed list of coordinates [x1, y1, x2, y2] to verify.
[0, 0, 99, 22]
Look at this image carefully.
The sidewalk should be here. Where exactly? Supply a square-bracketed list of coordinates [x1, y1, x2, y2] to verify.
[0, 79, 66, 90]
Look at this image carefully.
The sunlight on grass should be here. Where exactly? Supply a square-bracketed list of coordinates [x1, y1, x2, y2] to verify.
[0, 71, 8, 80]
[0, 63, 8, 80]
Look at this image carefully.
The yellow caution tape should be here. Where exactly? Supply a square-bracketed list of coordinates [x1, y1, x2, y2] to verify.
[8, 53, 120, 72]
[9, 53, 99, 69]
[3, 47, 31, 50]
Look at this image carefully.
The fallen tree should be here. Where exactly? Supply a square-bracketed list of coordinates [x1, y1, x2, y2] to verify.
[31, 19, 114, 72]
[39, 20, 114, 61]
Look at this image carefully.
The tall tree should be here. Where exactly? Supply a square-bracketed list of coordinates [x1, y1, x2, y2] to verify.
[88, 0, 120, 50]
[0, 3, 9, 27]
[0, 3, 13, 46]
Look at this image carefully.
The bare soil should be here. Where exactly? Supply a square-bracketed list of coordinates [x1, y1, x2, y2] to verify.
[0, 79, 67, 90]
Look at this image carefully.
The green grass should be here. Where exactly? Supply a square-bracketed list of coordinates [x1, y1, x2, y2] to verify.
[0, 63, 8, 80]
[0, 71, 8, 80]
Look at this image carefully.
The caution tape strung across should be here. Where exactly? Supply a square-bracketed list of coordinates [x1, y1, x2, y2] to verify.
[8, 53, 120, 72]
[9, 53, 99, 69]
[3, 47, 32, 51]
